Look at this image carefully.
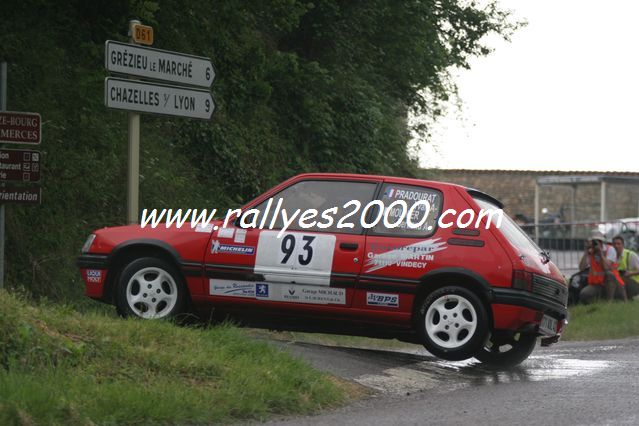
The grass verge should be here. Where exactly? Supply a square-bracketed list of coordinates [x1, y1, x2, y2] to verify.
[562, 301, 639, 341]
[0, 290, 346, 424]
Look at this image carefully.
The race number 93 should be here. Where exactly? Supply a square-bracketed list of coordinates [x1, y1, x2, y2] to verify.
[255, 231, 335, 278]
[281, 234, 315, 265]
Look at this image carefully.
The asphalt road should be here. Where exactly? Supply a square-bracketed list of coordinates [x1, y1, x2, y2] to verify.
[270, 338, 639, 425]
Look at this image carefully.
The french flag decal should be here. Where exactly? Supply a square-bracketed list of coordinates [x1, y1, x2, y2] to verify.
[386, 188, 395, 198]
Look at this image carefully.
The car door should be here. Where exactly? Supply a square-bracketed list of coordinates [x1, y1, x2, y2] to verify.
[205, 177, 379, 310]
[356, 182, 445, 315]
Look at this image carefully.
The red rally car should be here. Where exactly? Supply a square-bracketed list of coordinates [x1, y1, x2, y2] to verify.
[77, 173, 568, 367]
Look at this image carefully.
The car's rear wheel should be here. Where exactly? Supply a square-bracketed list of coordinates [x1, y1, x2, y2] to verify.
[474, 332, 537, 368]
[116, 257, 186, 319]
[417, 286, 489, 361]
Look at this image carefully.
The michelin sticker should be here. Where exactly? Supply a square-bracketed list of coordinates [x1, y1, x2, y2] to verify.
[367, 292, 399, 307]
[211, 240, 255, 255]
[365, 238, 447, 273]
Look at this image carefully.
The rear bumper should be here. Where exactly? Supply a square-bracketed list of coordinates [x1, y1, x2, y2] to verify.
[492, 288, 568, 320]
[491, 288, 568, 339]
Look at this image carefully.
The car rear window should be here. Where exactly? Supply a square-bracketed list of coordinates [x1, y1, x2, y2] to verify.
[473, 197, 542, 253]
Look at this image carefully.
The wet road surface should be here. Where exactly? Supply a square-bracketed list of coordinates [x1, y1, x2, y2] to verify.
[270, 338, 639, 425]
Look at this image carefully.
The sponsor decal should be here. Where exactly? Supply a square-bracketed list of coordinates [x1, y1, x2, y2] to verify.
[365, 238, 447, 273]
[209, 279, 255, 297]
[388, 188, 439, 203]
[217, 227, 235, 238]
[211, 240, 255, 255]
[234, 229, 247, 243]
[210, 279, 345, 305]
[256, 283, 269, 298]
[278, 284, 345, 304]
[86, 269, 102, 283]
[367, 292, 399, 307]
[195, 223, 214, 233]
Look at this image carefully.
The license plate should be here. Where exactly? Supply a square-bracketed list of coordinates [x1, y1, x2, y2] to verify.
[539, 315, 558, 335]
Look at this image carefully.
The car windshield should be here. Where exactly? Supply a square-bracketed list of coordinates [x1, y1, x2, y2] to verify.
[473, 197, 542, 254]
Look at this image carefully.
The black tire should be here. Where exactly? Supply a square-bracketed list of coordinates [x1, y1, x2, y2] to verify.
[474, 332, 537, 368]
[116, 257, 187, 319]
[417, 286, 489, 361]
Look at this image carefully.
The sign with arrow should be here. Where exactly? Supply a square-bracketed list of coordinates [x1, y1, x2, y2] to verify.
[105, 77, 215, 119]
[105, 40, 215, 88]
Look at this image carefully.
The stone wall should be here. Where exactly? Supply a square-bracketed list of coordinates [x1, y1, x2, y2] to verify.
[422, 169, 639, 222]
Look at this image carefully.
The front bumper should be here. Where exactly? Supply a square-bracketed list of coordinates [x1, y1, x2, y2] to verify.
[77, 254, 109, 299]
[76, 254, 108, 269]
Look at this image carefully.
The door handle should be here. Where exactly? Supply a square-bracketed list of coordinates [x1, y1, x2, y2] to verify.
[340, 242, 359, 251]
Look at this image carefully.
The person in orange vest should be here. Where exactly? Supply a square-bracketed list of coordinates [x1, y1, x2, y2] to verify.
[578, 229, 628, 304]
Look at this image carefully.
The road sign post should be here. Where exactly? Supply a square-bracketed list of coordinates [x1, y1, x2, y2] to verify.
[106, 21, 215, 224]
[0, 61, 6, 289]
[127, 20, 141, 225]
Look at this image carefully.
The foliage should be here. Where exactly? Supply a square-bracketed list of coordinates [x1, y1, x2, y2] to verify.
[0, 290, 346, 423]
[0, 0, 518, 299]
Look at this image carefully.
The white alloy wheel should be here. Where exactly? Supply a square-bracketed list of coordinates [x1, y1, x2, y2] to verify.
[125, 266, 178, 319]
[424, 294, 478, 349]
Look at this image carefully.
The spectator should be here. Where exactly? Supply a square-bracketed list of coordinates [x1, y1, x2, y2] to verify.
[578, 230, 627, 304]
[612, 235, 639, 300]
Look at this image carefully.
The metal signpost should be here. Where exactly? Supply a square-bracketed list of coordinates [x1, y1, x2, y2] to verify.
[105, 20, 215, 224]
[0, 62, 5, 289]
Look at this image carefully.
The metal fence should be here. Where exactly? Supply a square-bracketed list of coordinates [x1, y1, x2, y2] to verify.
[519, 219, 639, 277]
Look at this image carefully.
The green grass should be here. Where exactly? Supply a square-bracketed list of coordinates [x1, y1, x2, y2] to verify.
[0, 290, 347, 425]
[562, 301, 639, 341]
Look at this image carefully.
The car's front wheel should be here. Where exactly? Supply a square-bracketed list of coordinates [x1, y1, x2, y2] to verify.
[116, 257, 186, 319]
[474, 332, 537, 368]
[417, 286, 489, 361]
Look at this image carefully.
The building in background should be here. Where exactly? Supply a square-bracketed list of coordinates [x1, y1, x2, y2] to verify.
[423, 169, 639, 224]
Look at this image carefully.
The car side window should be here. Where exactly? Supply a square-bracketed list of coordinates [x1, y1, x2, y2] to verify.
[251, 180, 378, 234]
[370, 184, 442, 237]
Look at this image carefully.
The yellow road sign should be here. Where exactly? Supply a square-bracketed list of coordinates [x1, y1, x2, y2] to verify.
[132, 23, 153, 45]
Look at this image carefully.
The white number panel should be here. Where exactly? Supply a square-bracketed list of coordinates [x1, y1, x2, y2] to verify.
[254, 231, 336, 286]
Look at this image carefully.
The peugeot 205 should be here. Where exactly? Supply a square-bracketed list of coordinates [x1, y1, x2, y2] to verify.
[77, 173, 568, 367]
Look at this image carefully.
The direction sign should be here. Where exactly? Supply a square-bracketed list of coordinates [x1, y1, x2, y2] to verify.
[105, 40, 215, 88]
[105, 77, 215, 119]
[0, 185, 41, 205]
[0, 148, 40, 182]
[0, 111, 41, 145]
